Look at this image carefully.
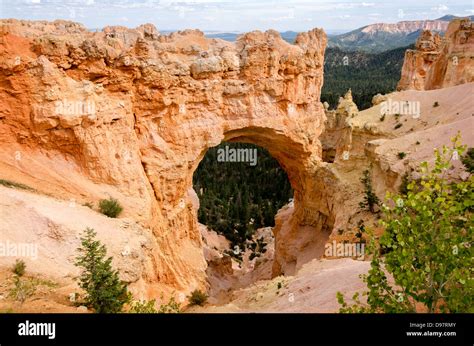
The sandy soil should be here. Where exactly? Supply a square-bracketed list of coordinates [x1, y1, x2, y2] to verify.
[191, 258, 370, 313]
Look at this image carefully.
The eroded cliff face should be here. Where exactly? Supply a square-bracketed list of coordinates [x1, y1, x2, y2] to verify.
[0, 19, 332, 293]
[398, 18, 474, 90]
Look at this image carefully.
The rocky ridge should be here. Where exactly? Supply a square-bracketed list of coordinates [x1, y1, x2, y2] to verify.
[398, 18, 474, 90]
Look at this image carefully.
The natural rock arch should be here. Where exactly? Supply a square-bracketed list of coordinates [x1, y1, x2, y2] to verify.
[189, 124, 323, 272]
[0, 19, 342, 293]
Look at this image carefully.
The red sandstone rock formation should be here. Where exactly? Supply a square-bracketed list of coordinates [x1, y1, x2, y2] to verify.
[0, 19, 333, 292]
[397, 18, 474, 90]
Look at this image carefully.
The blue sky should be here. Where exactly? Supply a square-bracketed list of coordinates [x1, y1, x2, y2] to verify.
[0, 0, 472, 33]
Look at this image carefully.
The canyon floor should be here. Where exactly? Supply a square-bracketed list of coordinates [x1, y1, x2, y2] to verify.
[0, 183, 368, 313]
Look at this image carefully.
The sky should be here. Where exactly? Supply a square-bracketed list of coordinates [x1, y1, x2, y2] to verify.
[0, 0, 472, 33]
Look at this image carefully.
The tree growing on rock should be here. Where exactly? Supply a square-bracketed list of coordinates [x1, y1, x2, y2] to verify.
[359, 168, 380, 213]
[338, 135, 473, 313]
[75, 228, 130, 313]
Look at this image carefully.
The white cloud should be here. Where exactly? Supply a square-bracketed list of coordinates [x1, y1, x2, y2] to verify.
[1, 0, 472, 32]
[431, 5, 449, 13]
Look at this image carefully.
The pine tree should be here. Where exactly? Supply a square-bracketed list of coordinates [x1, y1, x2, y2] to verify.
[359, 168, 380, 213]
[75, 228, 130, 313]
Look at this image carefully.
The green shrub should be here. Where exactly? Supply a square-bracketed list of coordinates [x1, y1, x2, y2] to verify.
[355, 220, 365, 239]
[129, 296, 181, 313]
[99, 198, 123, 218]
[433, 101, 439, 107]
[397, 152, 406, 159]
[158, 295, 181, 313]
[9, 276, 35, 304]
[12, 259, 26, 277]
[188, 289, 208, 307]
[75, 228, 130, 313]
[338, 134, 473, 313]
[380, 114, 385, 122]
[130, 300, 158, 313]
[394, 123, 402, 129]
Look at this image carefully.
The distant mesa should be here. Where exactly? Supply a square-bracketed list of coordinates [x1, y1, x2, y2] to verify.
[327, 15, 474, 53]
[397, 18, 474, 91]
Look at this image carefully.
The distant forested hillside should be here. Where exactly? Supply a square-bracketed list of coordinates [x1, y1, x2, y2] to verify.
[193, 143, 292, 248]
[321, 45, 411, 110]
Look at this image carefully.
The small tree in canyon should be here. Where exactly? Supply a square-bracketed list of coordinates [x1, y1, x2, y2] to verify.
[338, 135, 473, 313]
[359, 168, 380, 213]
[75, 228, 130, 313]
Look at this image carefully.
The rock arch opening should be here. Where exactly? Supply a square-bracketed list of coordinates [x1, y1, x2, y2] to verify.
[174, 124, 336, 286]
[192, 140, 293, 296]
[193, 141, 293, 248]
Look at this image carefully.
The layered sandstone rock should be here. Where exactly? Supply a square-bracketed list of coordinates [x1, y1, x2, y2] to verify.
[320, 90, 356, 162]
[0, 19, 331, 295]
[398, 19, 474, 90]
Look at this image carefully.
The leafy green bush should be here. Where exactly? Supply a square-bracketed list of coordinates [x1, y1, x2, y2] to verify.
[12, 259, 26, 277]
[75, 228, 130, 313]
[188, 289, 208, 307]
[99, 198, 123, 218]
[9, 276, 35, 304]
[338, 135, 473, 313]
[130, 295, 181, 314]
[158, 295, 181, 313]
[433, 101, 439, 107]
[130, 300, 158, 313]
